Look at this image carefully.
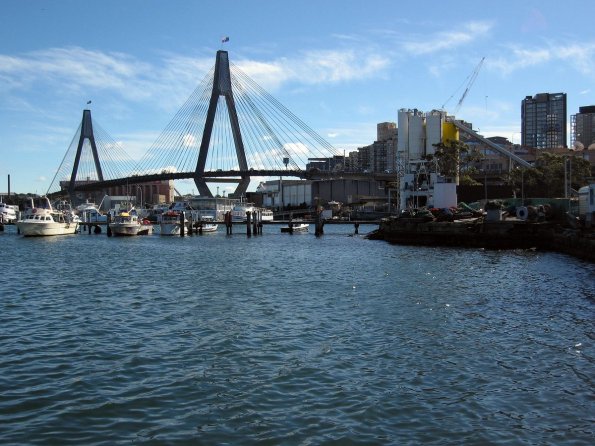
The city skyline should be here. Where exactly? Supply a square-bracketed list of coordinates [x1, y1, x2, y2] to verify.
[1, 0, 594, 194]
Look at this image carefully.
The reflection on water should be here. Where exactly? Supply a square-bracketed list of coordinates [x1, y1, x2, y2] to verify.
[1, 225, 593, 444]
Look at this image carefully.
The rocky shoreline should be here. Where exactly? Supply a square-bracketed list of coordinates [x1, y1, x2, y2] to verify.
[369, 216, 595, 262]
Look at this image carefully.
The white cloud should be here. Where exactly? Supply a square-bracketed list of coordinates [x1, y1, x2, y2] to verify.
[234, 49, 390, 90]
[402, 21, 493, 55]
[0, 45, 391, 112]
[487, 42, 595, 77]
[182, 133, 197, 147]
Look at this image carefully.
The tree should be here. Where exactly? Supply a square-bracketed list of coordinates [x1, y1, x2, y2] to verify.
[429, 139, 482, 185]
[505, 151, 591, 198]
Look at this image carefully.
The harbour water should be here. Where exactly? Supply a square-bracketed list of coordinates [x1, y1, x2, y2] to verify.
[1, 224, 593, 445]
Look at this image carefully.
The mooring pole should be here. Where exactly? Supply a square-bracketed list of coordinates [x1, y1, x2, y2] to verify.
[180, 212, 185, 237]
[246, 211, 252, 237]
[225, 211, 232, 235]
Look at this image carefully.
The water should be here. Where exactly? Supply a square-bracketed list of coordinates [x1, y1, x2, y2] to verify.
[1, 224, 593, 445]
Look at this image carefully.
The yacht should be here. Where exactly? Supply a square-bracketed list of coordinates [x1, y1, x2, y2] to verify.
[260, 208, 274, 222]
[231, 202, 256, 222]
[76, 198, 108, 223]
[110, 208, 153, 236]
[159, 210, 185, 236]
[0, 201, 18, 223]
[16, 196, 79, 236]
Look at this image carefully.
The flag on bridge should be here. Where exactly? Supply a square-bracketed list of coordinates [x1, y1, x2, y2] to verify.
[221, 36, 229, 43]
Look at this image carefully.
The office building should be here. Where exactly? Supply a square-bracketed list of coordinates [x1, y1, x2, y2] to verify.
[571, 105, 595, 149]
[521, 93, 567, 149]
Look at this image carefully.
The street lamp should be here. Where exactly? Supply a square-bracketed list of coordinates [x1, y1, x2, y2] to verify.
[136, 185, 143, 210]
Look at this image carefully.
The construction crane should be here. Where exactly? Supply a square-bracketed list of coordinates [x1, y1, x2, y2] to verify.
[441, 57, 485, 115]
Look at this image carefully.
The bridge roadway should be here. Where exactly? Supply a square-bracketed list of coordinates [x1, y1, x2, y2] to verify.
[69, 169, 397, 192]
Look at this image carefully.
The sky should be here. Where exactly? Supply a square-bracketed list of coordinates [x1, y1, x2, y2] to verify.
[1, 0, 594, 195]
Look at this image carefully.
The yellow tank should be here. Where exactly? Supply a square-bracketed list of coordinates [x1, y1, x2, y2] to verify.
[442, 122, 459, 144]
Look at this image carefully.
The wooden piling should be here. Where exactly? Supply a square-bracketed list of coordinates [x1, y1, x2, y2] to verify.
[225, 211, 232, 235]
[180, 211, 185, 237]
[315, 209, 324, 236]
[107, 213, 112, 237]
[246, 211, 252, 237]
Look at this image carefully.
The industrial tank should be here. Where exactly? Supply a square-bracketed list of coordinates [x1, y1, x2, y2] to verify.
[425, 110, 445, 156]
[397, 109, 409, 154]
[408, 110, 425, 160]
[442, 121, 459, 144]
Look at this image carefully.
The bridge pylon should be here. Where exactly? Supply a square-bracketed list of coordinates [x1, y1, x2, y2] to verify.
[68, 109, 104, 195]
[194, 50, 250, 198]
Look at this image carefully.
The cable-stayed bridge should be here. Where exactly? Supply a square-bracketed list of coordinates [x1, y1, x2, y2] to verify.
[48, 50, 358, 199]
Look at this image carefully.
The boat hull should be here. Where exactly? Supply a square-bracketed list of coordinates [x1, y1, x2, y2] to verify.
[109, 223, 140, 236]
[16, 221, 78, 237]
[198, 224, 218, 233]
[281, 224, 309, 233]
[160, 222, 181, 236]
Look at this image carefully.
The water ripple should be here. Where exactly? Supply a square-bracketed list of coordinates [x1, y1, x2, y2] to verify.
[0, 226, 593, 444]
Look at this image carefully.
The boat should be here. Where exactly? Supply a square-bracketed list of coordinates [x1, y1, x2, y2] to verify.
[280, 222, 309, 233]
[109, 208, 152, 236]
[260, 208, 274, 221]
[0, 201, 18, 223]
[16, 196, 79, 236]
[231, 201, 256, 222]
[81, 208, 108, 224]
[159, 210, 184, 236]
[76, 198, 108, 223]
[196, 215, 218, 233]
[53, 200, 82, 225]
[138, 218, 154, 235]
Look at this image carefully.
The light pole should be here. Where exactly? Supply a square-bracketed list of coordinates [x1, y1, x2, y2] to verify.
[136, 185, 143, 210]
[521, 168, 524, 205]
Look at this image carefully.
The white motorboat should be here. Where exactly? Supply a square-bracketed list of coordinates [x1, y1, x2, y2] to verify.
[231, 201, 256, 222]
[159, 210, 184, 236]
[109, 208, 152, 236]
[53, 200, 81, 225]
[16, 196, 78, 236]
[196, 215, 218, 233]
[77, 199, 108, 223]
[0, 201, 18, 223]
[81, 208, 108, 223]
[280, 222, 309, 233]
[260, 208, 274, 221]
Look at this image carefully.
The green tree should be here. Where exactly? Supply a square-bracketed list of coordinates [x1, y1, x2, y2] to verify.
[429, 139, 482, 185]
[506, 152, 591, 198]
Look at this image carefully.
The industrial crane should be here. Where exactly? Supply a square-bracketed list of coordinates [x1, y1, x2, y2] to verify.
[441, 57, 485, 115]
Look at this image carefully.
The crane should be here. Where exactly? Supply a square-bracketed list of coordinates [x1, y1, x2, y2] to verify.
[441, 57, 485, 115]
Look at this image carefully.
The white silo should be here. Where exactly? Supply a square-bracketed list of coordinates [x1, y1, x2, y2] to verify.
[425, 110, 445, 156]
[397, 109, 409, 154]
[408, 109, 425, 160]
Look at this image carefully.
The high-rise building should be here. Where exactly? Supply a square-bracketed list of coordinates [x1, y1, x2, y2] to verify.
[571, 105, 595, 149]
[377, 122, 397, 142]
[521, 93, 567, 149]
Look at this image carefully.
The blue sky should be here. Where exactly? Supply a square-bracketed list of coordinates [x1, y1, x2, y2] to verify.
[1, 0, 594, 195]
